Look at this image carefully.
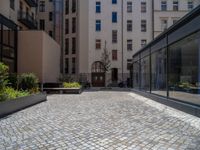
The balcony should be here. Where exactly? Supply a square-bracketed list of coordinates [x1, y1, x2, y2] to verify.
[18, 11, 37, 29]
[24, 0, 37, 7]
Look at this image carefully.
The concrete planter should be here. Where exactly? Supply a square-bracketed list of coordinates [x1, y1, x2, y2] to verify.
[0, 93, 47, 118]
[44, 87, 83, 94]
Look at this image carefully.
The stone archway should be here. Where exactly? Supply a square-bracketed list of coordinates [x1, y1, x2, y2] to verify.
[91, 61, 105, 87]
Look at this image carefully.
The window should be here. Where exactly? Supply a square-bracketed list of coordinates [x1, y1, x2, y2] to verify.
[72, 38, 76, 54]
[141, 39, 147, 47]
[188, 1, 194, 11]
[173, 0, 179, 11]
[141, 20, 147, 32]
[96, 20, 101, 31]
[65, 38, 69, 55]
[72, 17, 76, 33]
[127, 40, 132, 51]
[39, 1, 45, 12]
[72, 58, 76, 74]
[112, 12, 117, 23]
[49, 31, 53, 37]
[161, 19, 168, 31]
[96, 2, 101, 13]
[112, 0, 117, 4]
[65, 19, 69, 34]
[127, 59, 132, 70]
[127, 20, 132, 32]
[65, 0, 69, 14]
[96, 39, 101, 49]
[151, 48, 167, 96]
[49, 12, 53, 21]
[112, 30, 117, 43]
[169, 31, 200, 104]
[10, 0, 15, 10]
[141, 56, 150, 91]
[161, 1, 167, 11]
[72, 0, 76, 13]
[141, 2, 146, 13]
[112, 50, 117, 60]
[65, 58, 69, 74]
[127, 2, 132, 13]
[39, 20, 45, 30]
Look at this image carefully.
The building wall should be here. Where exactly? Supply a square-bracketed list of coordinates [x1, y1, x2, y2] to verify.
[18, 31, 60, 83]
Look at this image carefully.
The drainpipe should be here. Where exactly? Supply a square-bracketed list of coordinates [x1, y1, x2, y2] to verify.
[121, 0, 124, 81]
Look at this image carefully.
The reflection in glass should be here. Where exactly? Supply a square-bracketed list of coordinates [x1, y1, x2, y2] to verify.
[141, 56, 150, 91]
[169, 31, 200, 105]
[151, 48, 167, 96]
[133, 60, 140, 89]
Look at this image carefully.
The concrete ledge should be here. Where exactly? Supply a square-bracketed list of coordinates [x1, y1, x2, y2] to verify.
[132, 90, 200, 118]
[44, 87, 83, 94]
[0, 93, 47, 118]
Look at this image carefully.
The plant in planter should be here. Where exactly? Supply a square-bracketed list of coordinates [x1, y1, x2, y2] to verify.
[63, 82, 81, 88]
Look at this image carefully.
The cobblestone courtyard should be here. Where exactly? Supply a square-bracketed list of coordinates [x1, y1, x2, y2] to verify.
[1, 91, 200, 150]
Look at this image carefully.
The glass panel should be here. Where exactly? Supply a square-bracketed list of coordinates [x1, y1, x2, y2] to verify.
[3, 25, 9, 45]
[169, 31, 200, 105]
[141, 56, 150, 92]
[151, 48, 167, 96]
[2, 57, 15, 73]
[2, 46, 15, 58]
[133, 60, 140, 89]
[9, 30, 15, 47]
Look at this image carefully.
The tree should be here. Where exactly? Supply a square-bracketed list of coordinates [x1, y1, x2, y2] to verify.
[101, 41, 111, 86]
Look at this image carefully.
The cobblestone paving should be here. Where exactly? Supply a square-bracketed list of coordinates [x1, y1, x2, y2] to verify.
[1, 91, 200, 150]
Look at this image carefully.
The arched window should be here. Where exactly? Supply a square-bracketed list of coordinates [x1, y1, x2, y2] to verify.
[91, 61, 104, 73]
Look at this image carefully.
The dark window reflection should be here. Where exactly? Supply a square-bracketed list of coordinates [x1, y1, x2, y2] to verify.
[151, 48, 167, 96]
[169, 31, 200, 105]
[141, 56, 150, 91]
[133, 60, 140, 89]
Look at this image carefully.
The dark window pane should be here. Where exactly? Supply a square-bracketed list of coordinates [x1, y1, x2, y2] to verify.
[141, 56, 150, 91]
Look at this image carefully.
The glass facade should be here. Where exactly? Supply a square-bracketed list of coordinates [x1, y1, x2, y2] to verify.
[132, 7, 200, 106]
[0, 15, 18, 73]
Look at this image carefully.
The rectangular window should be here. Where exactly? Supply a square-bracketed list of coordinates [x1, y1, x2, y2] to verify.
[112, 0, 117, 4]
[65, 38, 69, 55]
[49, 12, 53, 21]
[39, 1, 45, 12]
[10, 0, 15, 10]
[141, 2, 146, 13]
[161, 1, 167, 11]
[96, 39, 101, 49]
[127, 20, 132, 32]
[188, 1, 194, 11]
[39, 20, 45, 30]
[141, 20, 147, 32]
[112, 50, 117, 60]
[161, 19, 168, 31]
[96, 20, 101, 31]
[65, 58, 69, 74]
[141, 39, 147, 47]
[127, 40, 132, 51]
[65, 19, 69, 34]
[112, 30, 118, 43]
[65, 0, 69, 14]
[72, 17, 76, 33]
[127, 2, 132, 13]
[72, 0, 76, 13]
[72, 58, 76, 74]
[112, 12, 117, 23]
[173, 1, 179, 11]
[72, 38, 76, 54]
[49, 31, 53, 37]
[96, 2, 101, 13]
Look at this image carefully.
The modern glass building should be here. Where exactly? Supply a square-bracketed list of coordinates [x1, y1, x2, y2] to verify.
[0, 14, 18, 73]
[131, 5, 200, 108]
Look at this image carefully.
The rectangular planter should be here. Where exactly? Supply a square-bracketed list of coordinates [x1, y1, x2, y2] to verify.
[44, 87, 83, 94]
[0, 93, 47, 118]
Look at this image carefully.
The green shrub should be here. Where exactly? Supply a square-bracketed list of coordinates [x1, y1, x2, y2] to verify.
[0, 62, 9, 91]
[18, 73, 39, 93]
[8, 73, 19, 89]
[63, 82, 81, 88]
[0, 87, 29, 101]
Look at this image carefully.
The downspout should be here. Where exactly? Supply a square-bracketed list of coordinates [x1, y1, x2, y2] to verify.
[121, 0, 124, 81]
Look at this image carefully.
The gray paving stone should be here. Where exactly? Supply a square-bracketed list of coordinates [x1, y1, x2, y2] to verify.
[0, 91, 200, 149]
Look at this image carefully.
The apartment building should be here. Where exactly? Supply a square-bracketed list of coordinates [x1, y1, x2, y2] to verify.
[0, 0, 61, 83]
[36, 0, 200, 86]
